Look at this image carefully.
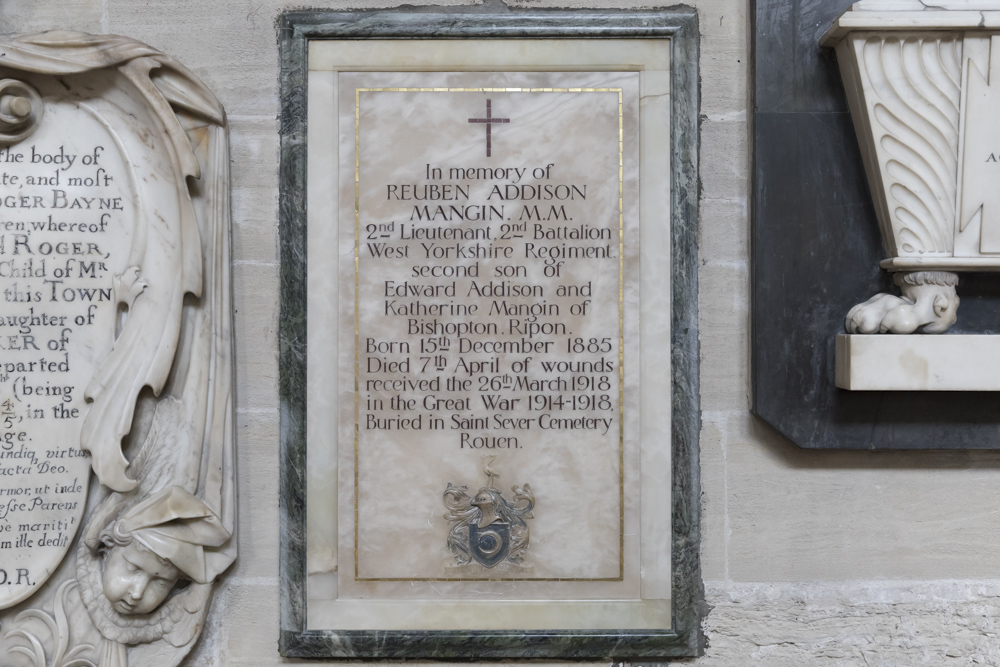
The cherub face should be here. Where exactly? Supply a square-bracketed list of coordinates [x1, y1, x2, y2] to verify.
[102, 540, 181, 615]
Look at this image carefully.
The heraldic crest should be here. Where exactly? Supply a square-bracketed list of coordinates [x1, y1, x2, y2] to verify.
[443, 455, 535, 575]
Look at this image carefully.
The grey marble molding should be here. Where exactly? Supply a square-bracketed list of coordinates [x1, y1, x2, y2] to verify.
[278, 5, 703, 659]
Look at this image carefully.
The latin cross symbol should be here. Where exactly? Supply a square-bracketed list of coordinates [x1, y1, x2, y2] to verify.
[468, 99, 509, 158]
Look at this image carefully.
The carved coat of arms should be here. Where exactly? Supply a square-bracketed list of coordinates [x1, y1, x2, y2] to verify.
[443, 455, 535, 575]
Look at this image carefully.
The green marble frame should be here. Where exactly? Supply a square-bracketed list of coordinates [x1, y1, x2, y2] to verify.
[278, 5, 703, 660]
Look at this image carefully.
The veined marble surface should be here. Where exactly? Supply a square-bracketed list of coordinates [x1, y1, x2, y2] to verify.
[343, 70, 635, 584]
[836, 334, 1000, 390]
[0, 97, 131, 610]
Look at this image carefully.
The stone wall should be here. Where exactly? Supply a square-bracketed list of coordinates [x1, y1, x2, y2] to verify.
[4, 0, 998, 664]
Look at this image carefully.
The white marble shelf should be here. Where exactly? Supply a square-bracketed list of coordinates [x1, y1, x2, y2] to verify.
[836, 334, 1000, 391]
[822, 10, 1000, 46]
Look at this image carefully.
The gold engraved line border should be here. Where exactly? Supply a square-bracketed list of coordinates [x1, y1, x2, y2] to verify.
[355, 577, 625, 582]
[617, 88, 625, 581]
[354, 87, 625, 582]
[354, 87, 361, 579]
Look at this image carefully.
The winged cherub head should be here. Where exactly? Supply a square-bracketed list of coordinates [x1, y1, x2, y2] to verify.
[97, 486, 230, 615]
[99, 532, 181, 615]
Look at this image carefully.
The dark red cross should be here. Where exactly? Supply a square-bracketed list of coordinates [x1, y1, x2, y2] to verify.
[468, 99, 509, 158]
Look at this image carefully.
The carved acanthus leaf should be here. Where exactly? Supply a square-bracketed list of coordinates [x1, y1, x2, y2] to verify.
[4, 581, 97, 667]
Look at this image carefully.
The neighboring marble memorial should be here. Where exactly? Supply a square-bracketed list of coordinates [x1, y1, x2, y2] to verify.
[824, 1, 1000, 390]
[279, 9, 703, 660]
[0, 32, 235, 667]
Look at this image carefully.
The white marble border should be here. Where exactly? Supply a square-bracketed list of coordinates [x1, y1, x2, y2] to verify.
[304, 38, 673, 631]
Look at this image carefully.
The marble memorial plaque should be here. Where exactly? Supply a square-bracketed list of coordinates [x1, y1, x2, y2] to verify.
[0, 32, 236, 667]
[0, 106, 132, 609]
[280, 10, 702, 660]
[347, 72, 633, 583]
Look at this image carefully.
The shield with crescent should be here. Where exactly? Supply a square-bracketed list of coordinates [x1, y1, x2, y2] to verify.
[469, 521, 510, 568]
[443, 455, 535, 573]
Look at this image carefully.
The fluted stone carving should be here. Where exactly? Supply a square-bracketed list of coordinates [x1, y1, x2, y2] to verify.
[825, 4, 1000, 334]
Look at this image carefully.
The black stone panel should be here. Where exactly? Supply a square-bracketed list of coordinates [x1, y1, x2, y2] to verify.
[754, 0, 853, 113]
[752, 0, 1000, 449]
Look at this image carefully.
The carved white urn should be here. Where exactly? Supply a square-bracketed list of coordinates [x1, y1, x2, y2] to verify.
[823, 1, 1000, 334]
